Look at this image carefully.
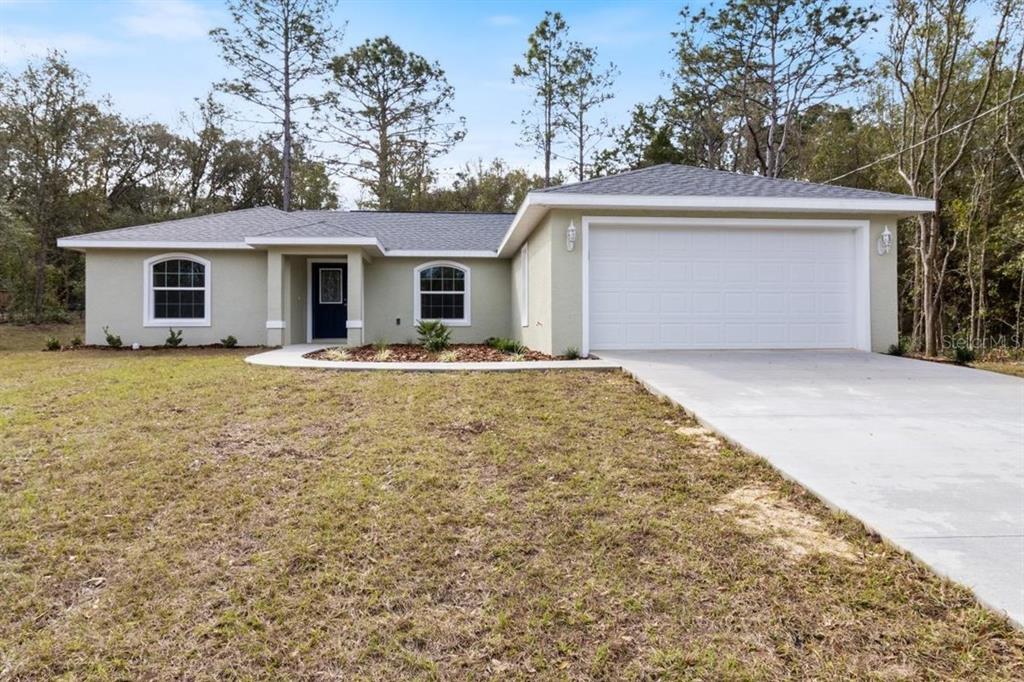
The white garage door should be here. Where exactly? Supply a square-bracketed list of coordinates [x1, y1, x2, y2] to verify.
[588, 226, 857, 350]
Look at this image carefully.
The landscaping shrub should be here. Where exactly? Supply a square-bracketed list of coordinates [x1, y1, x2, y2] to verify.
[70, 336, 82, 348]
[373, 337, 390, 352]
[220, 335, 238, 348]
[437, 349, 459, 362]
[563, 346, 581, 359]
[887, 336, 909, 356]
[165, 329, 184, 347]
[416, 320, 451, 352]
[952, 344, 976, 365]
[486, 336, 526, 354]
[325, 347, 351, 361]
[43, 336, 60, 351]
[373, 347, 393, 362]
[102, 326, 122, 348]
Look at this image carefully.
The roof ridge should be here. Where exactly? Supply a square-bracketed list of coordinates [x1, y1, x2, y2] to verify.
[536, 164, 672, 193]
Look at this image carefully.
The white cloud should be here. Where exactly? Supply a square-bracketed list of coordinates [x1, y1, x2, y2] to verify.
[0, 28, 118, 64]
[118, 0, 215, 41]
[486, 14, 520, 27]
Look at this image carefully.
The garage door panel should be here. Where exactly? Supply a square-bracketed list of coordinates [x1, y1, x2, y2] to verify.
[590, 226, 856, 350]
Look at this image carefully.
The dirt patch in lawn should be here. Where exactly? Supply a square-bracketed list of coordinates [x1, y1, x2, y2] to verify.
[713, 483, 858, 561]
[306, 343, 566, 362]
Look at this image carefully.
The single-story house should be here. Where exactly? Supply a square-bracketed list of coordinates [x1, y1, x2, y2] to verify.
[57, 164, 934, 355]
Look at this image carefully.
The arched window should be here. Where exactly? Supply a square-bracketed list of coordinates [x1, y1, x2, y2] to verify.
[414, 261, 470, 326]
[144, 254, 211, 327]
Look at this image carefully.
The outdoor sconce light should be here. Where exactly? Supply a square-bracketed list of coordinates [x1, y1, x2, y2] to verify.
[566, 220, 577, 251]
[877, 226, 893, 255]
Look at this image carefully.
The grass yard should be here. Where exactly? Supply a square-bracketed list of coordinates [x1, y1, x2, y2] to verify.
[2, 330, 1023, 678]
[975, 361, 1024, 378]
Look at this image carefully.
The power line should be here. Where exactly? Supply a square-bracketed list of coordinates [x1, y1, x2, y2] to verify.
[825, 90, 1024, 184]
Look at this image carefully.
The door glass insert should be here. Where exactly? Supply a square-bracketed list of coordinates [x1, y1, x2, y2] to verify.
[319, 268, 343, 304]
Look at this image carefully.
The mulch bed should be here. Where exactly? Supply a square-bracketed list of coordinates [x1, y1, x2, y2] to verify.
[305, 343, 578, 363]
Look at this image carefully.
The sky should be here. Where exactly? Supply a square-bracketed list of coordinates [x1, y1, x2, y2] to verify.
[0, 0, 891, 206]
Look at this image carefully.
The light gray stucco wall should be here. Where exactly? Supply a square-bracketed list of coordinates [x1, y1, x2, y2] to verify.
[83, 249, 267, 346]
[285, 255, 307, 344]
[363, 257, 511, 344]
[525, 209, 901, 355]
[511, 217, 552, 351]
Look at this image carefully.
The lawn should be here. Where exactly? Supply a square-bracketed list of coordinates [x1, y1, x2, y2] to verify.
[2, 329, 1023, 678]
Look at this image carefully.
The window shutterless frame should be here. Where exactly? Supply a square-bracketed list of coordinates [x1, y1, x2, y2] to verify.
[143, 253, 211, 327]
[413, 260, 471, 327]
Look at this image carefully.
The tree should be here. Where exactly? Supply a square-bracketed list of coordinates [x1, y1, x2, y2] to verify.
[876, 0, 1016, 355]
[415, 159, 547, 212]
[513, 11, 571, 186]
[210, 0, 341, 212]
[673, 0, 878, 178]
[558, 43, 618, 180]
[317, 36, 465, 210]
[0, 53, 107, 320]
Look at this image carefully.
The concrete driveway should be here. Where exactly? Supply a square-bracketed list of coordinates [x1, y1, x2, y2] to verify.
[597, 350, 1024, 625]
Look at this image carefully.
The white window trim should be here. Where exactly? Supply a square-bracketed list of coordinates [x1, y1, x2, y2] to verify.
[413, 260, 471, 327]
[143, 253, 211, 327]
[519, 244, 529, 327]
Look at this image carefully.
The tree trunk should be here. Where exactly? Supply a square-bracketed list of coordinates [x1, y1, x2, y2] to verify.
[281, 9, 293, 212]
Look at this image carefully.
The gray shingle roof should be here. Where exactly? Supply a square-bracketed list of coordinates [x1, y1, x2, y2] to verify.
[65, 207, 515, 252]
[537, 163, 919, 201]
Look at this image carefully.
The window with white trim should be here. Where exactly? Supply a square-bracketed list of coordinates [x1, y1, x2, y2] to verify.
[518, 244, 529, 327]
[414, 261, 470, 326]
[144, 254, 211, 327]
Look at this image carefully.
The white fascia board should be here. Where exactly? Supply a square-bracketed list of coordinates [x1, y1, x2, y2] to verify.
[385, 249, 498, 258]
[56, 239, 251, 250]
[530, 192, 936, 214]
[244, 236, 381, 246]
[496, 191, 935, 257]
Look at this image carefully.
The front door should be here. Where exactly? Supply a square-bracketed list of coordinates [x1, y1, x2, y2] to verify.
[311, 262, 347, 339]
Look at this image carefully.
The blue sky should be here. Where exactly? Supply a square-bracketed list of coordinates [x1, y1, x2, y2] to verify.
[0, 0, 889, 204]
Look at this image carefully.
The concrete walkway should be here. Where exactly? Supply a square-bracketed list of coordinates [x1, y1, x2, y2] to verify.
[597, 349, 1024, 626]
[245, 344, 620, 372]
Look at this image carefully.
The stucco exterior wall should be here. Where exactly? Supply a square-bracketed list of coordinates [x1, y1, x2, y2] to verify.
[363, 257, 511, 344]
[285, 255, 307, 344]
[525, 209, 901, 355]
[511, 217, 552, 351]
[83, 249, 267, 346]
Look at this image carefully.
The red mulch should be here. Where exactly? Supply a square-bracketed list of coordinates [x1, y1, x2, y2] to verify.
[305, 343, 576, 363]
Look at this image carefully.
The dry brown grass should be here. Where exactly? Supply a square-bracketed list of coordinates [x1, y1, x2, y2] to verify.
[1, 347, 1022, 679]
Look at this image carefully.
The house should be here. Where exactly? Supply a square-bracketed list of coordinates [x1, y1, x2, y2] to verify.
[57, 164, 934, 355]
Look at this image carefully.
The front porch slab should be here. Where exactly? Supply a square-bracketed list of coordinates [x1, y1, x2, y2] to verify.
[245, 344, 621, 372]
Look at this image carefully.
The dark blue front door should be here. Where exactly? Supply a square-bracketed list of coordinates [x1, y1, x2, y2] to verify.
[311, 262, 347, 339]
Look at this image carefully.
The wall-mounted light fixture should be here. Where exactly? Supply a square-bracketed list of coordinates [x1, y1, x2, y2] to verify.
[566, 220, 577, 251]
[877, 226, 893, 255]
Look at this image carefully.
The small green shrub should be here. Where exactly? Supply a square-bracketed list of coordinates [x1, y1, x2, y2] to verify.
[102, 326, 122, 348]
[952, 345, 976, 365]
[325, 347, 351, 361]
[43, 336, 61, 351]
[563, 346, 580, 359]
[416, 320, 452, 352]
[220, 335, 238, 348]
[887, 336, 909, 357]
[437, 349, 459, 362]
[70, 336, 82, 348]
[373, 348, 393, 362]
[373, 337, 390, 352]
[165, 329, 184, 347]
[486, 337, 526, 355]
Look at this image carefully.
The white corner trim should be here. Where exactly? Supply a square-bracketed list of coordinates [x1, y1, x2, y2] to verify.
[266, 320, 286, 329]
[345, 319, 364, 329]
[579, 215, 873, 356]
[142, 253, 212, 328]
[519, 243, 529, 327]
[59, 239, 250, 250]
[413, 260, 472, 327]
